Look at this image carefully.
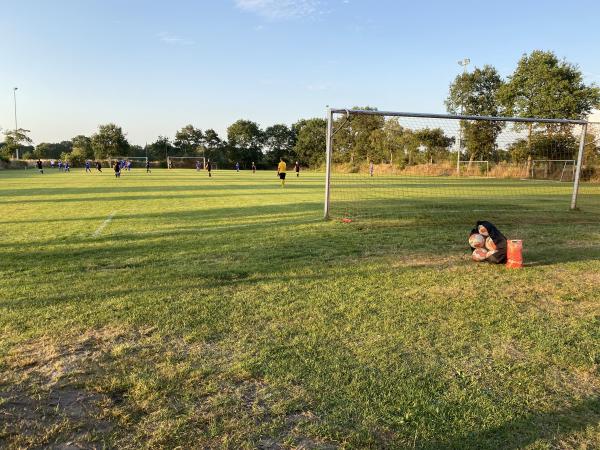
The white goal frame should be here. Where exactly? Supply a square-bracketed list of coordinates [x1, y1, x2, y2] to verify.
[108, 156, 148, 165]
[167, 156, 206, 169]
[529, 159, 576, 182]
[323, 108, 589, 219]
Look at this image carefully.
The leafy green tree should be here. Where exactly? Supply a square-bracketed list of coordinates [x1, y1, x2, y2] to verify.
[499, 50, 600, 120]
[203, 129, 226, 164]
[446, 65, 505, 162]
[415, 128, 455, 163]
[227, 120, 264, 168]
[264, 124, 296, 165]
[293, 118, 326, 167]
[34, 141, 72, 159]
[71, 135, 93, 159]
[91, 124, 130, 159]
[499, 51, 600, 166]
[333, 107, 384, 164]
[63, 148, 86, 166]
[174, 125, 204, 156]
[2, 128, 33, 159]
[147, 136, 173, 161]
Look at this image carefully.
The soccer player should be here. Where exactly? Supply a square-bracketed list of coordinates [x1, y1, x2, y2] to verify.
[251, 162, 256, 174]
[114, 160, 121, 178]
[50, 159, 55, 169]
[235, 161, 240, 172]
[85, 160, 91, 173]
[64, 161, 70, 172]
[369, 160, 374, 177]
[95, 161, 103, 172]
[277, 158, 287, 187]
[146, 160, 151, 173]
[36, 159, 44, 174]
[58, 160, 63, 171]
[295, 161, 300, 177]
[206, 159, 212, 177]
[196, 160, 201, 171]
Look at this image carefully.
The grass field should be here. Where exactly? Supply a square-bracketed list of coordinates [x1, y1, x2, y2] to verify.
[1, 168, 599, 449]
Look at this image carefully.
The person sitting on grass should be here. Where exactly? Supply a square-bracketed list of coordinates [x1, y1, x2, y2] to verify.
[277, 157, 287, 187]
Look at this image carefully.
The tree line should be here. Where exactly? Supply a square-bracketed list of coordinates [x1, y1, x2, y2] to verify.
[2, 50, 599, 168]
[0, 118, 327, 169]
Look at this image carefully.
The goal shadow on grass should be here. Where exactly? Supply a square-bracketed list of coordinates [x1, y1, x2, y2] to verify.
[420, 395, 600, 450]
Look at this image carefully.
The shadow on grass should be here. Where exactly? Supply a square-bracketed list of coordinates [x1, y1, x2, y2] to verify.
[420, 396, 600, 450]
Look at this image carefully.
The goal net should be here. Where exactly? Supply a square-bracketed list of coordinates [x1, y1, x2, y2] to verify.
[324, 108, 598, 222]
[108, 156, 148, 168]
[167, 156, 206, 169]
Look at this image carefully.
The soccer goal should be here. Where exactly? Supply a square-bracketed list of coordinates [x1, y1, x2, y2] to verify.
[323, 108, 590, 221]
[529, 159, 576, 182]
[167, 156, 206, 169]
[108, 156, 148, 168]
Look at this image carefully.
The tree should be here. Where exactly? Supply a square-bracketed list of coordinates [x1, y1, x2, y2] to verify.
[91, 124, 130, 159]
[415, 128, 455, 164]
[71, 135, 93, 159]
[333, 107, 384, 165]
[264, 124, 296, 165]
[293, 118, 326, 167]
[34, 141, 72, 159]
[446, 65, 505, 162]
[2, 128, 33, 159]
[203, 129, 226, 164]
[499, 50, 600, 120]
[174, 125, 204, 156]
[498, 51, 600, 166]
[147, 136, 173, 161]
[227, 120, 264, 168]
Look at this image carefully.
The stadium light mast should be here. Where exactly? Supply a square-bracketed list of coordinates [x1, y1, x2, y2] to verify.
[13, 87, 19, 159]
[456, 58, 470, 175]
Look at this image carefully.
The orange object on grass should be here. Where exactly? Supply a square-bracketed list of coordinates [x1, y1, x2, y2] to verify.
[342, 218, 352, 223]
[506, 240, 523, 268]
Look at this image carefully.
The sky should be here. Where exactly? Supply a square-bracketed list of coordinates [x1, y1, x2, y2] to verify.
[2, 0, 600, 145]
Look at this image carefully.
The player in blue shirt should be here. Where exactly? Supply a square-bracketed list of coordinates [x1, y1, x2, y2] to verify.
[235, 162, 240, 172]
[85, 160, 91, 173]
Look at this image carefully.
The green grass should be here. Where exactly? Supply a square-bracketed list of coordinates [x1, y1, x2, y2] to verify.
[1, 168, 599, 449]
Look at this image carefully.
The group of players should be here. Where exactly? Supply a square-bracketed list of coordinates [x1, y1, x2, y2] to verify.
[33, 157, 301, 185]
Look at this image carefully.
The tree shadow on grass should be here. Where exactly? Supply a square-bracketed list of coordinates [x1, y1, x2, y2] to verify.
[419, 396, 600, 450]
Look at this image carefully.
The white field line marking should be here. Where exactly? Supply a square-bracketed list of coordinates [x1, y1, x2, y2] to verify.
[93, 211, 116, 237]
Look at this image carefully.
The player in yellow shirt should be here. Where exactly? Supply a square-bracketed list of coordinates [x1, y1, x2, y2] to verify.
[277, 158, 287, 187]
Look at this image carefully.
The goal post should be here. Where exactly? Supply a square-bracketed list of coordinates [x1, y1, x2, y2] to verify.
[323, 108, 590, 220]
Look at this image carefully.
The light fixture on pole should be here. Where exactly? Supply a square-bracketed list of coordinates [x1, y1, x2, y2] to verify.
[13, 87, 19, 159]
[456, 59, 470, 175]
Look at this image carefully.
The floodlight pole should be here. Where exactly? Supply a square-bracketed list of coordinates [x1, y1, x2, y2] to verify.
[456, 59, 470, 175]
[13, 87, 19, 159]
[570, 122, 588, 210]
[324, 107, 334, 220]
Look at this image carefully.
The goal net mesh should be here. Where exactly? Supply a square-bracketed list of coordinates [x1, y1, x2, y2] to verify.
[168, 156, 206, 169]
[326, 111, 600, 223]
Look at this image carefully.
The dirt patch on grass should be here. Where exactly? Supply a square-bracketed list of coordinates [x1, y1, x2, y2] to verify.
[0, 327, 129, 449]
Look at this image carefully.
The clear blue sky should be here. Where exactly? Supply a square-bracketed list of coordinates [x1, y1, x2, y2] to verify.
[2, 0, 600, 145]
